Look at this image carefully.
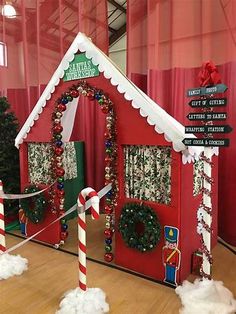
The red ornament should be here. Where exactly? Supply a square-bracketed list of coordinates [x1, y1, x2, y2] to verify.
[60, 231, 68, 240]
[87, 90, 95, 100]
[104, 206, 113, 214]
[104, 131, 112, 139]
[104, 229, 113, 238]
[104, 252, 113, 262]
[101, 106, 109, 114]
[54, 147, 64, 156]
[53, 124, 63, 134]
[56, 167, 65, 177]
[57, 189, 65, 197]
[70, 89, 79, 98]
[105, 156, 112, 164]
[57, 104, 67, 112]
[105, 179, 112, 185]
[59, 210, 65, 216]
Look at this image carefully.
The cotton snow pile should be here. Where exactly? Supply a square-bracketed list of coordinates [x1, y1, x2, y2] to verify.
[176, 279, 236, 314]
[0, 253, 28, 280]
[56, 287, 109, 314]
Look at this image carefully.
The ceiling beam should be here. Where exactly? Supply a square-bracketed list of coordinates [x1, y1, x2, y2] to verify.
[109, 23, 126, 46]
[108, 0, 126, 13]
[14, 1, 59, 42]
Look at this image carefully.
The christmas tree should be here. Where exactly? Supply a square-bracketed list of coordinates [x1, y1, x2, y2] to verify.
[0, 97, 20, 221]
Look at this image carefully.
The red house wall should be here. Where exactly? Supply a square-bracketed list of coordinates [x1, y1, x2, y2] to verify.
[109, 84, 182, 281]
[19, 80, 76, 244]
[18, 73, 217, 283]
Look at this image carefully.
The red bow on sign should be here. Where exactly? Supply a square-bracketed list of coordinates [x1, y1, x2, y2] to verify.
[198, 61, 222, 87]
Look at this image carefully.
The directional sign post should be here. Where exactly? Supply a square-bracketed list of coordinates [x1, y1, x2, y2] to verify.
[187, 84, 228, 97]
[185, 125, 232, 134]
[186, 75, 230, 280]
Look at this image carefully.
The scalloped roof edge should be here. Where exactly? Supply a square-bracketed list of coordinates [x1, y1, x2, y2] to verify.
[15, 32, 217, 163]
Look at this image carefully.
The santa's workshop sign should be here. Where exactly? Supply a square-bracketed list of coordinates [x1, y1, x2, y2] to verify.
[63, 53, 99, 81]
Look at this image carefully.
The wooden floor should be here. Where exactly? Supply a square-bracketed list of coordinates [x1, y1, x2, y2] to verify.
[65, 215, 115, 263]
[0, 235, 235, 314]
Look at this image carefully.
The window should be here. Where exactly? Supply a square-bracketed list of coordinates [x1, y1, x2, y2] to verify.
[28, 142, 77, 184]
[124, 145, 171, 204]
[0, 42, 7, 67]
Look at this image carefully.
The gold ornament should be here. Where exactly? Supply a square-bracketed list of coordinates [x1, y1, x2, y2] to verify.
[105, 173, 110, 180]
[105, 167, 110, 173]
[106, 215, 112, 222]
[56, 112, 62, 118]
[60, 198, 65, 204]
[106, 222, 111, 229]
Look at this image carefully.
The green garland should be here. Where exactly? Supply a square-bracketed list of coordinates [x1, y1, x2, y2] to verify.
[118, 203, 161, 252]
[20, 185, 47, 224]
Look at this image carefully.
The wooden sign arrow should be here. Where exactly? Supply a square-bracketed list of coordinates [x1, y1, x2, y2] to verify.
[187, 112, 227, 121]
[182, 138, 230, 147]
[188, 98, 227, 108]
[187, 84, 228, 97]
[185, 125, 233, 134]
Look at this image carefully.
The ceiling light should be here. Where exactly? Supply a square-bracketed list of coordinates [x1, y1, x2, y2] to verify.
[1, 3, 16, 18]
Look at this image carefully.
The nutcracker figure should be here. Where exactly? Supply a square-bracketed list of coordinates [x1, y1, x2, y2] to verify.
[19, 208, 27, 235]
[162, 226, 181, 286]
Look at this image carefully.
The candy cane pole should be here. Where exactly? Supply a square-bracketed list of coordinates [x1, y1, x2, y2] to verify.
[200, 148, 213, 279]
[77, 187, 99, 291]
[0, 180, 6, 253]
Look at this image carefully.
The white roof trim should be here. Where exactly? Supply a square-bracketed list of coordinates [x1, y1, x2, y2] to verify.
[15, 32, 215, 163]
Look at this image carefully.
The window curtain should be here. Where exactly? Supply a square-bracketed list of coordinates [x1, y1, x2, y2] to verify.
[0, 0, 108, 192]
[124, 145, 171, 205]
[127, 0, 236, 245]
[28, 142, 77, 184]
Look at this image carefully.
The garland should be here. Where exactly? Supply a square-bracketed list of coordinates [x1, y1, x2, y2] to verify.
[118, 203, 161, 252]
[50, 80, 117, 252]
[20, 185, 47, 224]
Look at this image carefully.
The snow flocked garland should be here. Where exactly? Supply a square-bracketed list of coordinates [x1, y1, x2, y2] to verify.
[50, 80, 118, 261]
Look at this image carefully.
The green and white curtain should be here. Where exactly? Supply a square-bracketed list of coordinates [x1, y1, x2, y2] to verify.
[193, 159, 203, 196]
[28, 142, 77, 184]
[124, 145, 171, 204]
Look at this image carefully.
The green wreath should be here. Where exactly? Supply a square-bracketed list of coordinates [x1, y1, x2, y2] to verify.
[118, 203, 161, 252]
[20, 185, 47, 224]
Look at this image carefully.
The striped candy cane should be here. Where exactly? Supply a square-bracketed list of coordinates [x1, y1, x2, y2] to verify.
[77, 187, 99, 291]
[0, 180, 6, 253]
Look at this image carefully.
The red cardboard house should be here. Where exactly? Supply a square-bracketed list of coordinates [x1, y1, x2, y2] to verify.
[15, 33, 218, 285]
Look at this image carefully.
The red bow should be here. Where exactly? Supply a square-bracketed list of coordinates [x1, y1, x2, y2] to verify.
[198, 61, 222, 87]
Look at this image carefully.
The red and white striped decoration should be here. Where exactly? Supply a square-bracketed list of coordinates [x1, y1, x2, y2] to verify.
[200, 148, 213, 279]
[77, 187, 99, 291]
[0, 180, 6, 253]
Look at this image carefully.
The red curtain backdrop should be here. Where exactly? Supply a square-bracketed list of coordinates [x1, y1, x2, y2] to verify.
[127, 0, 236, 246]
[0, 0, 108, 191]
